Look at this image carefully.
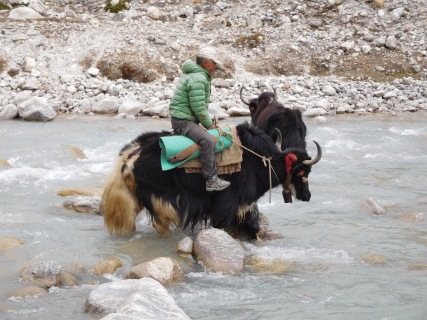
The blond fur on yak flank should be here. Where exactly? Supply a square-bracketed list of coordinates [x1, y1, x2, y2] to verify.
[101, 144, 142, 235]
[101, 144, 180, 236]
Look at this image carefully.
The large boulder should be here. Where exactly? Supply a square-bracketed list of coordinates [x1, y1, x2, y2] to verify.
[193, 228, 245, 273]
[85, 278, 190, 320]
[18, 97, 57, 121]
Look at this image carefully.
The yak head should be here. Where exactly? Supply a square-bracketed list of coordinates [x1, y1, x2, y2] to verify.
[276, 132, 322, 203]
[240, 86, 277, 122]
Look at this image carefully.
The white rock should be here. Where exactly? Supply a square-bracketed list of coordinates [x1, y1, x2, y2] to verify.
[177, 237, 193, 254]
[8, 7, 43, 20]
[87, 68, 100, 76]
[118, 100, 144, 116]
[0, 104, 18, 120]
[147, 6, 161, 20]
[126, 257, 183, 285]
[23, 57, 36, 72]
[85, 278, 190, 320]
[303, 108, 328, 117]
[21, 79, 40, 91]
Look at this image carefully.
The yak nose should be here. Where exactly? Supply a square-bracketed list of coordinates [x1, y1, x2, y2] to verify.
[301, 190, 311, 202]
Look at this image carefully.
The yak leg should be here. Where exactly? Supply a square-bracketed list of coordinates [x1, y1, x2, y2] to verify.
[238, 204, 260, 239]
[222, 203, 260, 239]
[150, 195, 180, 236]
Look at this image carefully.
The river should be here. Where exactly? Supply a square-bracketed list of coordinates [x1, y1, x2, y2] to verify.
[0, 113, 426, 320]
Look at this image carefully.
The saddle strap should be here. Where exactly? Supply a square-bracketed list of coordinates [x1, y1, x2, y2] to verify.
[169, 144, 201, 163]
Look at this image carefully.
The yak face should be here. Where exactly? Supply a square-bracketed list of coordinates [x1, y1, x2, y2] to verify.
[282, 141, 322, 203]
[240, 87, 277, 122]
[289, 161, 312, 202]
[248, 98, 258, 117]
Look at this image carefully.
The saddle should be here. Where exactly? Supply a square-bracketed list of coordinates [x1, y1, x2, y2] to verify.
[159, 125, 243, 173]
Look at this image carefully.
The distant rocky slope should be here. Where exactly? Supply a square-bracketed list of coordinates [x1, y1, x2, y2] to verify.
[0, 0, 426, 120]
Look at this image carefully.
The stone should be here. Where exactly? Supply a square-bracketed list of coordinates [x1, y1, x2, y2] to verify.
[85, 278, 190, 319]
[18, 97, 57, 121]
[92, 98, 119, 114]
[0, 237, 24, 250]
[0, 104, 18, 120]
[92, 258, 122, 275]
[177, 237, 193, 254]
[126, 257, 183, 285]
[63, 196, 101, 215]
[7, 286, 48, 298]
[193, 228, 245, 273]
[8, 7, 44, 20]
[118, 100, 144, 115]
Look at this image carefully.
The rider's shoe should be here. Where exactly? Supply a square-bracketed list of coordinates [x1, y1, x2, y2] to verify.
[206, 176, 230, 192]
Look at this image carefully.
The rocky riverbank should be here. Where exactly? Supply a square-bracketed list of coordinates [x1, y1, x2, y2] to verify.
[0, 0, 426, 121]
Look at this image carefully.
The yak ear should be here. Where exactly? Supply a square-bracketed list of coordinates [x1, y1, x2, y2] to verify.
[275, 128, 282, 151]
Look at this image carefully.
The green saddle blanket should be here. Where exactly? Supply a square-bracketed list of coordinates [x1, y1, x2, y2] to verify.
[159, 127, 233, 171]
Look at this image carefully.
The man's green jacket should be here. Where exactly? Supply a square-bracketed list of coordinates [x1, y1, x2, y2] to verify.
[169, 60, 213, 129]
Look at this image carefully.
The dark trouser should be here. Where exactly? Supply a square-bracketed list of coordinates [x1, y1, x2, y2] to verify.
[171, 117, 217, 179]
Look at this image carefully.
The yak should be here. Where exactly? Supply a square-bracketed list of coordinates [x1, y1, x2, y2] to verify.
[240, 87, 307, 150]
[101, 122, 321, 239]
[240, 87, 309, 202]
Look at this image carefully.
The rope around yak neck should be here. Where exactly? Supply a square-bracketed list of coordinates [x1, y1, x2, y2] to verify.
[204, 124, 279, 203]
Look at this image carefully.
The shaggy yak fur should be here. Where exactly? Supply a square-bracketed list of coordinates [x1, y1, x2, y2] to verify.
[101, 122, 321, 239]
[240, 88, 307, 150]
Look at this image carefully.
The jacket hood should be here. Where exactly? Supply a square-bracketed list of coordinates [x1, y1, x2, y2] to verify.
[181, 60, 209, 78]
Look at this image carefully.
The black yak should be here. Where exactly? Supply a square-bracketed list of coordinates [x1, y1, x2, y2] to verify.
[101, 122, 321, 239]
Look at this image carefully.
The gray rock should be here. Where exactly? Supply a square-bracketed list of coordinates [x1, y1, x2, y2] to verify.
[385, 35, 398, 49]
[321, 85, 337, 96]
[92, 98, 119, 114]
[18, 97, 57, 121]
[193, 228, 245, 273]
[63, 196, 101, 215]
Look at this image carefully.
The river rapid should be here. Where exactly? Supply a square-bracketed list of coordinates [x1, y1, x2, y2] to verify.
[0, 113, 426, 320]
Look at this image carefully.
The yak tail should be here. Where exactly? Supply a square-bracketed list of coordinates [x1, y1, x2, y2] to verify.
[101, 145, 142, 236]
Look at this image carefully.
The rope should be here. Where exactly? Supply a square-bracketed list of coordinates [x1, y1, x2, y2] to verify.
[216, 124, 280, 203]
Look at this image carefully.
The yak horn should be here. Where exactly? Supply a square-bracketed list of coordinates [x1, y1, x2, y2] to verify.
[240, 86, 250, 106]
[275, 128, 283, 151]
[273, 87, 277, 98]
[302, 141, 322, 166]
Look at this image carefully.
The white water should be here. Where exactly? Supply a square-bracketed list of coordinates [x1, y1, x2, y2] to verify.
[1, 113, 426, 320]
